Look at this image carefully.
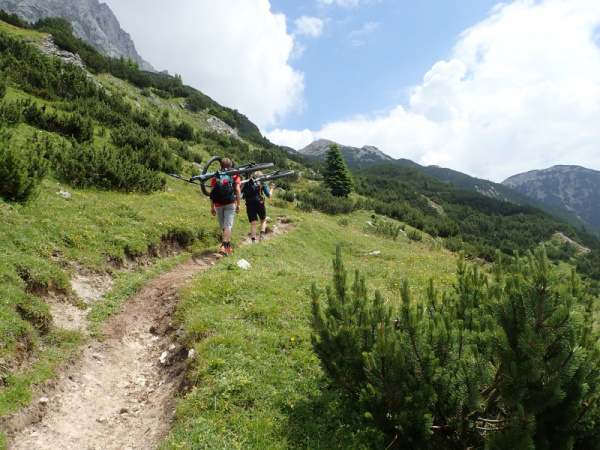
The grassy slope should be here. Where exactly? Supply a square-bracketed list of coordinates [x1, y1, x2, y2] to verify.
[1, 164, 458, 448]
[162, 208, 458, 448]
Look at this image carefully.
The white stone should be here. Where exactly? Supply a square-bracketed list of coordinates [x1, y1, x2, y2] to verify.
[237, 259, 252, 270]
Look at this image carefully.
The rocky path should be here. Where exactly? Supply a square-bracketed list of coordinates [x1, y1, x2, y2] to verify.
[4, 218, 292, 450]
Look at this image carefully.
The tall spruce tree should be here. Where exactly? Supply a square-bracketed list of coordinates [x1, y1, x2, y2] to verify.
[323, 143, 353, 197]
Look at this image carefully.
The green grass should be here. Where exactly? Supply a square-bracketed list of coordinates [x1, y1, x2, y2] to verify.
[162, 208, 458, 448]
[0, 173, 241, 435]
[0, 20, 46, 42]
[0, 168, 459, 446]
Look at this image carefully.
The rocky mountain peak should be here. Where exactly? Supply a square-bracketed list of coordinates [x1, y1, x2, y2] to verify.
[0, 0, 154, 71]
[298, 139, 394, 168]
[502, 165, 600, 227]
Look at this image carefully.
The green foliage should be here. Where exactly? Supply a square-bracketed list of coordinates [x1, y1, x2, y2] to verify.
[19, 99, 94, 142]
[52, 141, 166, 193]
[366, 214, 404, 240]
[295, 185, 360, 215]
[311, 245, 600, 448]
[323, 143, 353, 197]
[406, 227, 423, 242]
[0, 128, 50, 202]
[353, 164, 600, 284]
[278, 189, 295, 203]
[0, 71, 6, 99]
[0, 10, 30, 29]
[185, 90, 211, 112]
[0, 30, 96, 101]
[110, 122, 182, 174]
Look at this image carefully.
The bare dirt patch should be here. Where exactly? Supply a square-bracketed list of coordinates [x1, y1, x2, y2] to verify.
[3, 217, 293, 450]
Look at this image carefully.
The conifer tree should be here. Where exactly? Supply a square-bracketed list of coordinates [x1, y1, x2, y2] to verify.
[323, 143, 353, 197]
[310, 245, 600, 448]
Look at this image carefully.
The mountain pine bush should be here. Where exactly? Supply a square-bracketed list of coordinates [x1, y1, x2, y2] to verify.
[310, 245, 600, 448]
[0, 129, 50, 202]
[52, 142, 165, 193]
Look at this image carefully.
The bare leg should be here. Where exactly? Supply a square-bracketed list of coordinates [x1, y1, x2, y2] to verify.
[223, 227, 232, 242]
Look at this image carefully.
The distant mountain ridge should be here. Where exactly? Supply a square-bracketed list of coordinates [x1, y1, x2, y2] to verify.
[394, 161, 600, 238]
[0, 0, 154, 71]
[297, 139, 394, 168]
[295, 139, 600, 237]
[502, 165, 600, 229]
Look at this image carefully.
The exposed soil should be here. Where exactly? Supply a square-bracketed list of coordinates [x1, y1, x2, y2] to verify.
[3, 217, 293, 450]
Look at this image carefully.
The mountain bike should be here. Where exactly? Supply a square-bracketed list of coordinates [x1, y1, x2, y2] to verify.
[170, 155, 296, 196]
[170, 156, 274, 197]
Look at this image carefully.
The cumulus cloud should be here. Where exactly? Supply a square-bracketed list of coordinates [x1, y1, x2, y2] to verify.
[264, 128, 317, 151]
[268, 0, 600, 181]
[103, 0, 304, 128]
[294, 16, 325, 38]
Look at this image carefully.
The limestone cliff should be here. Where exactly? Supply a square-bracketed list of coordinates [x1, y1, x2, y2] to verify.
[0, 0, 154, 71]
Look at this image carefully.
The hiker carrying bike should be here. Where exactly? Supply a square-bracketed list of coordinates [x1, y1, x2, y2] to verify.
[241, 171, 275, 243]
[209, 158, 241, 255]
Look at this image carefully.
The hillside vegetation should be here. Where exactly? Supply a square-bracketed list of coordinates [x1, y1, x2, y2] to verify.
[1, 14, 600, 449]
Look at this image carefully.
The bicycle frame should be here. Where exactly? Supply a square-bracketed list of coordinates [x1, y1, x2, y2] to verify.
[190, 162, 257, 182]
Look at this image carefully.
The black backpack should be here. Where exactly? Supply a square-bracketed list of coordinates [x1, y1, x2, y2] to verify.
[210, 173, 236, 204]
[242, 180, 264, 204]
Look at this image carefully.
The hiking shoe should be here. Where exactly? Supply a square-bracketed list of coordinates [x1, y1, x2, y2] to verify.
[258, 235, 265, 242]
[227, 245, 233, 255]
[219, 244, 227, 255]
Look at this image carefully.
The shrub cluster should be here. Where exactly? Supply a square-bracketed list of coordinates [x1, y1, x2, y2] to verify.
[311, 245, 600, 448]
[296, 186, 360, 215]
[52, 142, 165, 193]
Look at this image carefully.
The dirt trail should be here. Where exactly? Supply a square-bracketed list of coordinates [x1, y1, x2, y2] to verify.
[4, 218, 292, 450]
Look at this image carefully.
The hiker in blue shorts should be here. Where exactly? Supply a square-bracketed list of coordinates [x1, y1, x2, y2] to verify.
[241, 171, 275, 243]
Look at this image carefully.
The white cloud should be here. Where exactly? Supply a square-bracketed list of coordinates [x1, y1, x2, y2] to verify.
[103, 0, 304, 128]
[294, 16, 325, 38]
[269, 0, 600, 181]
[317, 0, 362, 7]
[348, 21, 379, 46]
[263, 128, 317, 150]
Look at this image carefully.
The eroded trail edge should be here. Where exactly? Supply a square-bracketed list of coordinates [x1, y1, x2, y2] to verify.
[4, 218, 293, 450]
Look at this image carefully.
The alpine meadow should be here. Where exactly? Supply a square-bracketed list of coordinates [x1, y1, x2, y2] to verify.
[1, 12, 600, 450]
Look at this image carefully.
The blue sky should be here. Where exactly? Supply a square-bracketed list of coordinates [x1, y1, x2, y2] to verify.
[102, 0, 600, 182]
[267, 0, 501, 130]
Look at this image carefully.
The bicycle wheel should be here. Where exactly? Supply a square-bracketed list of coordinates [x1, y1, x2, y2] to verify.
[228, 162, 274, 176]
[200, 155, 225, 196]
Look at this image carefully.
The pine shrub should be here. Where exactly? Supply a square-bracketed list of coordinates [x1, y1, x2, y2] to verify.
[310, 245, 600, 448]
[52, 142, 165, 193]
[366, 214, 403, 240]
[295, 186, 359, 215]
[111, 123, 182, 174]
[0, 129, 50, 202]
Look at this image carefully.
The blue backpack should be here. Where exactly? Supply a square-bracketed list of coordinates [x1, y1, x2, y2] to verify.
[210, 173, 236, 204]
